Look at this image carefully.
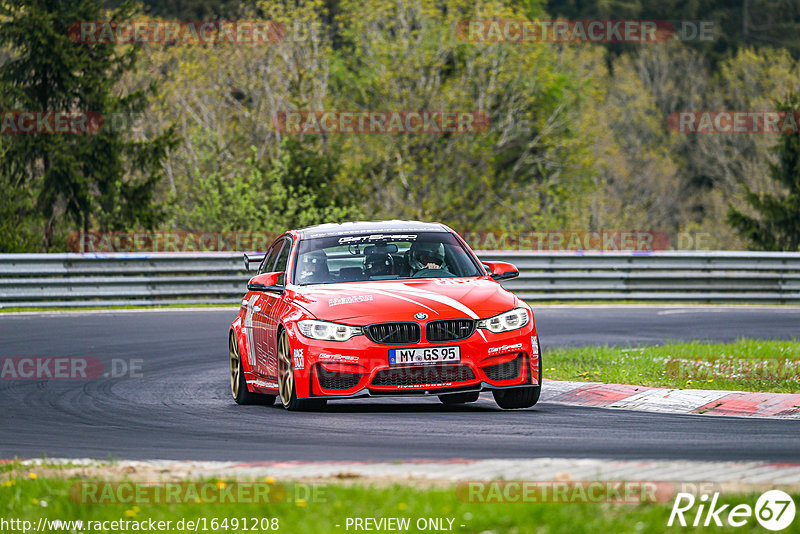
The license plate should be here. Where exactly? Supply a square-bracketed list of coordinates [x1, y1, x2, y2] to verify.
[388, 346, 461, 366]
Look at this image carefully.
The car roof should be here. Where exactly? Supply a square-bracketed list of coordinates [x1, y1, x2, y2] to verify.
[296, 220, 450, 239]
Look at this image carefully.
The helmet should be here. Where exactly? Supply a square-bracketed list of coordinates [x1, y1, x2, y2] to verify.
[409, 241, 445, 272]
[297, 250, 329, 284]
[365, 252, 394, 277]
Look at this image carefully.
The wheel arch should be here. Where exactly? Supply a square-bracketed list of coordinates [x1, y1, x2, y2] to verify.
[278, 320, 314, 399]
[230, 323, 255, 376]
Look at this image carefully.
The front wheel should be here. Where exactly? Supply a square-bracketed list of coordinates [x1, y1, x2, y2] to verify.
[492, 386, 540, 409]
[494, 348, 543, 409]
[277, 330, 327, 411]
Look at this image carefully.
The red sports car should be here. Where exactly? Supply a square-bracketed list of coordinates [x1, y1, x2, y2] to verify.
[229, 221, 541, 410]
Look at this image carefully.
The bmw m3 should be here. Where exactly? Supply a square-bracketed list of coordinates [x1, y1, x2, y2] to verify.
[229, 221, 541, 411]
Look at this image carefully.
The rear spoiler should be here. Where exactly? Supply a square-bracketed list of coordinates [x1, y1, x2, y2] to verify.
[243, 252, 266, 272]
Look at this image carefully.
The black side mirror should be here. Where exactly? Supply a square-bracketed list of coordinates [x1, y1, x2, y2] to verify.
[247, 283, 285, 294]
[491, 271, 519, 281]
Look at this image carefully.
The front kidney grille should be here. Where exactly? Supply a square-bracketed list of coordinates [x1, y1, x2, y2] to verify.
[317, 367, 362, 390]
[371, 365, 475, 386]
[366, 322, 421, 344]
[426, 319, 475, 342]
[483, 354, 522, 381]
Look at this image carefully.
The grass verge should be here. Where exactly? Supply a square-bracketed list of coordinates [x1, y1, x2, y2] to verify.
[2, 472, 797, 533]
[545, 338, 800, 393]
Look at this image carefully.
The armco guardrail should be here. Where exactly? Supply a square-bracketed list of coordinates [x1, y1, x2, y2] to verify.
[1, 251, 799, 308]
[480, 251, 800, 303]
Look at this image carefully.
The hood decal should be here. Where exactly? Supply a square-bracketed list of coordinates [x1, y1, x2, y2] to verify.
[370, 288, 438, 314]
[393, 285, 480, 319]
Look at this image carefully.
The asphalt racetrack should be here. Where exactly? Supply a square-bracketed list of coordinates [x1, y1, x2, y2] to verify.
[1, 306, 799, 462]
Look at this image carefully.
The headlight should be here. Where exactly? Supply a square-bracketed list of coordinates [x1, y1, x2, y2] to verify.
[298, 320, 363, 342]
[477, 308, 529, 333]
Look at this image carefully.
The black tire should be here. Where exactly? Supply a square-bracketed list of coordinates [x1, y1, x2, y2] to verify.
[277, 330, 327, 412]
[230, 333, 276, 406]
[493, 349, 542, 409]
[492, 385, 540, 409]
[438, 391, 480, 404]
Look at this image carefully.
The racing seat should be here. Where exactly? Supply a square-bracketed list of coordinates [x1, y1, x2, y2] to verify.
[297, 250, 330, 284]
[392, 250, 411, 278]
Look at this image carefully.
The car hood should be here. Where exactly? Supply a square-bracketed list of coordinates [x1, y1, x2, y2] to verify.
[289, 278, 518, 324]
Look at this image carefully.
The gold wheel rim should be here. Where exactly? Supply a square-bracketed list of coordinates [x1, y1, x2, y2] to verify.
[277, 332, 293, 408]
[229, 335, 241, 399]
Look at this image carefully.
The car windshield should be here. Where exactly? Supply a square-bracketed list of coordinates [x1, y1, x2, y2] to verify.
[293, 231, 483, 285]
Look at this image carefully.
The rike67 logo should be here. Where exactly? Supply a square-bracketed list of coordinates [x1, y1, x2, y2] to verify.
[669, 490, 796, 531]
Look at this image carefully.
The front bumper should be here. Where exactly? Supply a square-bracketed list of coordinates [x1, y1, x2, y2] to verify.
[286, 322, 540, 399]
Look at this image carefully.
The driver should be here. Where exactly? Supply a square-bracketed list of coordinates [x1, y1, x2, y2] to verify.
[296, 250, 329, 284]
[409, 241, 447, 274]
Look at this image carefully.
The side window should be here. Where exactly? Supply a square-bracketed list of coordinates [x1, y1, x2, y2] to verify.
[258, 241, 282, 275]
[273, 238, 292, 286]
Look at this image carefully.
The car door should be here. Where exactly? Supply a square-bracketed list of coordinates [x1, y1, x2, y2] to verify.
[245, 241, 283, 380]
[261, 236, 293, 382]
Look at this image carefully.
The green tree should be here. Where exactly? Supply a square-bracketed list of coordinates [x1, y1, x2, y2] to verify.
[171, 134, 363, 232]
[0, 175, 41, 252]
[727, 92, 800, 251]
[0, 0, 176, 250]
[331, 0, 596, 232]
